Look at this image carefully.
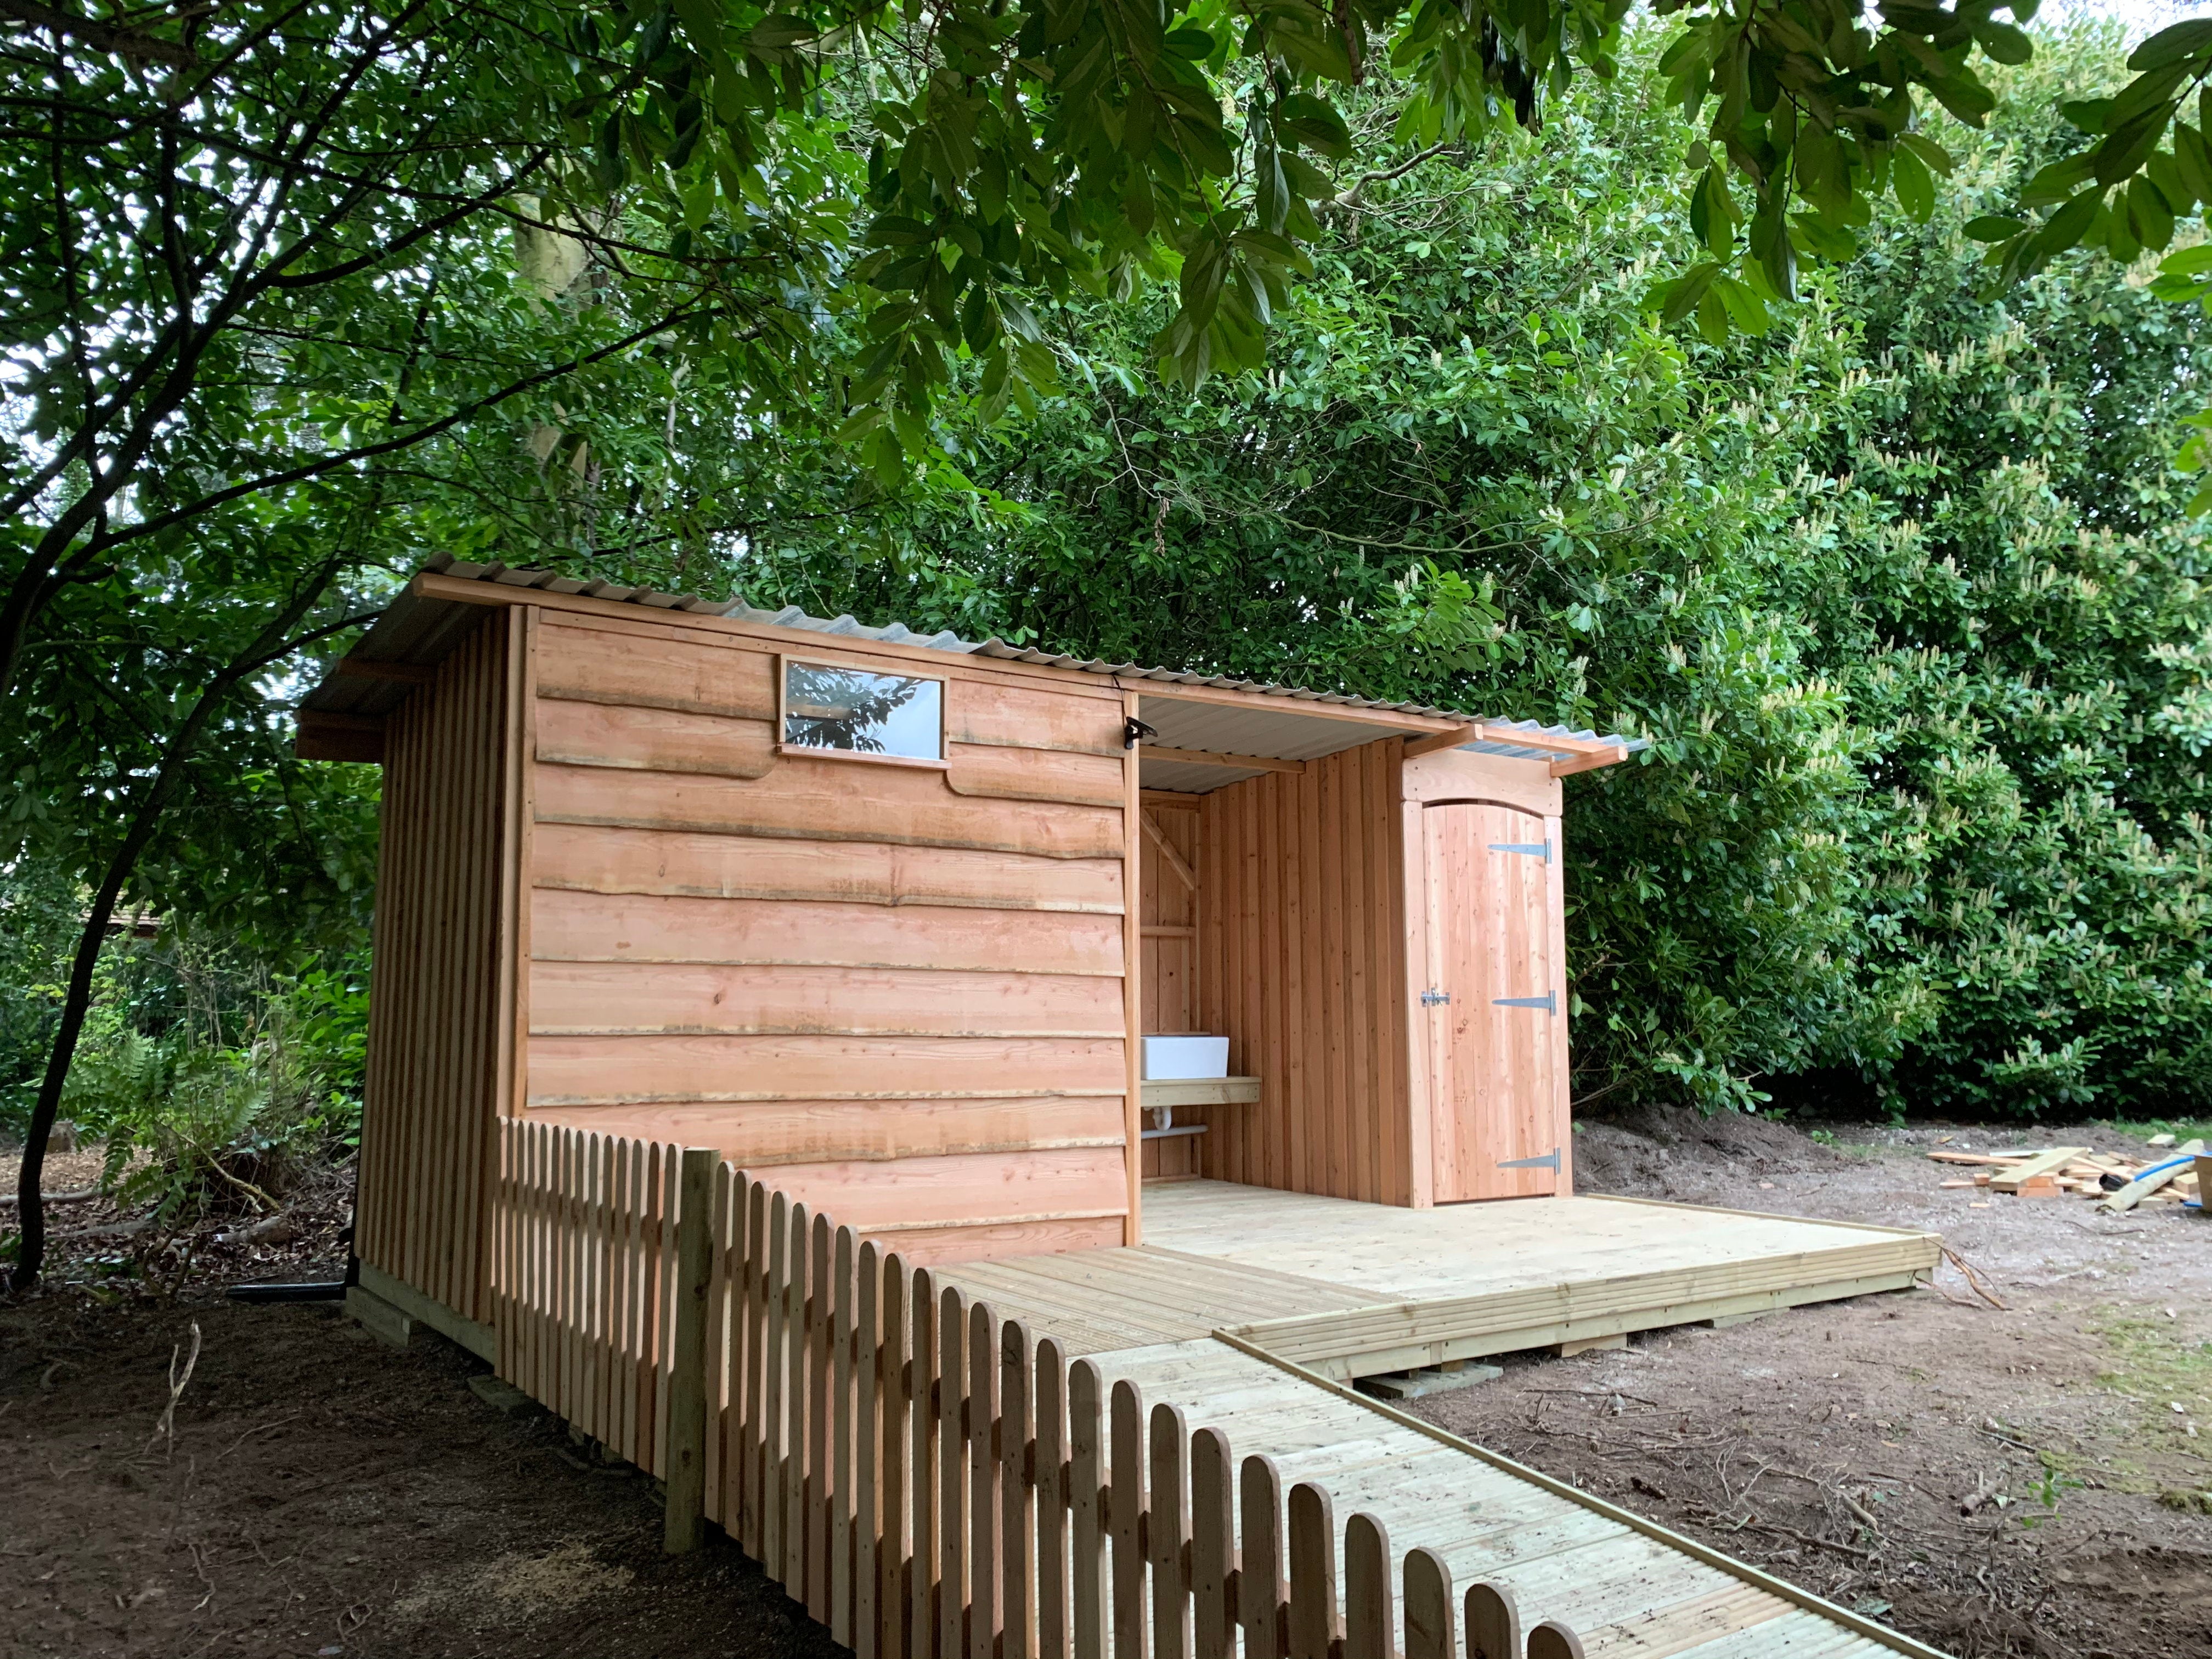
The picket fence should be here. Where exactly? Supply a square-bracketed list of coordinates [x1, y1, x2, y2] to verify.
[492, 1119, 1590, 1659]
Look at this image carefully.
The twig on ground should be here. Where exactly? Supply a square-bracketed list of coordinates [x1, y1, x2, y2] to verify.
[217, 1413, 302, 1460]
[1940, 1246, 2007, 1310]
[149, 1321, 202, 1455]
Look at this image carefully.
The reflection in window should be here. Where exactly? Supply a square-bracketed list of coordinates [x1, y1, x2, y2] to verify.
[783, 662, 943, 759]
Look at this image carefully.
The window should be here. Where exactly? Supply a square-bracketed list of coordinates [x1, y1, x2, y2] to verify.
[781, 659, 944, 762]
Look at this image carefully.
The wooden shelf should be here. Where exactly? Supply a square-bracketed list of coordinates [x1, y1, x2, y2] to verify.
[1141, 1076, 1261, 1110]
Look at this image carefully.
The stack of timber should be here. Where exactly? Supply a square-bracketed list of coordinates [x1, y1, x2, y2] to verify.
[1927, 1141, 2205, 1211]
[492, 1118, 1948, 1659]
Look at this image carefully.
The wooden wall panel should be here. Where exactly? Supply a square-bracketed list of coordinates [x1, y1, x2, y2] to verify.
[531, 889, 1124, 977]
[530, 961, 1125, 1037]
[532, 822, 1122, 913]
[535, 758, 1123, 861]
[356, 608, 517, 1323]
[528, 1032, 1126, 1106]
[522, 1096, 1125, 1166]
[518, 623, 1139, 1262]
[1190, 738, 1410, 1206]
[734, 1147, 1127, 1232]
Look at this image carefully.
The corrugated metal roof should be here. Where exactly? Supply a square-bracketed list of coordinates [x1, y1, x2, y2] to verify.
[305, 555, 1647, 764]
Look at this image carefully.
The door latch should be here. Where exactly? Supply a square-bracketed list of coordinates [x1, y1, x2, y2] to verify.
[1493, 993, 1558, 1014]
[1497, 1149, 1561, 1172]
[1420, 988, 1451, 1007]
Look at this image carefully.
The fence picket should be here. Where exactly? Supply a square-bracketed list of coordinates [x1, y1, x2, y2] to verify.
[810, 1212, 834, 1621]
[742, 1178, 768, 1556]
[1148, 1403, 1192, 1659]
[1001, 1319, 1034, 1659]
[856, 1238, 881, 1659]
[1526, 1624, 1584, 1659]
[939, 1284, 969, 1659]
[1464, 1583, 1520, 1659]
[1286, 1483, 1336, 1659]
[1109, 1380, 1147, 1659]
[1189, 1427, 1234, 1659]
[704, 1160, 733, 1530]
[1239, 1455, 1286, 1659]
[1069, 1361, 1108, 1659]
[1036, 1339, 1071, 1659]
[879, 1250, 911, 1659]
[786, 1201, 812, 1594]
[911, 1267, 939, 1659]
[831, 1225, 857, 1643]
[1403, 1549, 1454, 1659]
[968, 1299, 1001, 1659]
[1343, 1514, 1390, 1659]
[764, 1190, 790, 1583]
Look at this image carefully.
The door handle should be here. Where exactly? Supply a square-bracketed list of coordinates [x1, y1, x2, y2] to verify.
[1492, 994, 1557, 1014]
[1420, 989, 1451, 1007]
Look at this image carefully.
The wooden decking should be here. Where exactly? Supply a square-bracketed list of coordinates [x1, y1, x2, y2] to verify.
[935, 1180, 1948, 1658]
[941, 1179, 1940, 1378]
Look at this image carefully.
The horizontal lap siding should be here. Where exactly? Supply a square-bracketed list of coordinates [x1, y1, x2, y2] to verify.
[357, 610, 513, 1323]
[522, 617, 1136, 1259]
[1194, 739, 1409, 1206]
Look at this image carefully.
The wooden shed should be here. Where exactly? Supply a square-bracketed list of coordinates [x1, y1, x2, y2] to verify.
[300, 556, 1641, 1303]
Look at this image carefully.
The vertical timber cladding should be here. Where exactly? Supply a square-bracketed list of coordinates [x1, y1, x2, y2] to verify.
[519, 610, 1136, 1265]
[1137, 795, 1200, 1181]
[1190, 738, 1412, 1206]
[357, 607, 516, 1323]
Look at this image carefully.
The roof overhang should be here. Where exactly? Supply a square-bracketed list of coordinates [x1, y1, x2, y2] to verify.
[300, 556, 1649, 781]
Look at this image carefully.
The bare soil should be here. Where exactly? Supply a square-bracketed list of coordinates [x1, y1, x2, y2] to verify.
[1410, 1110, 2212, 1659]
[6, 1116, 2212, 1658]
[0, 1290, 840, 1659]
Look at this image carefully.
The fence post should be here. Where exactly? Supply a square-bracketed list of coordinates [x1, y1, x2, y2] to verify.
[1525, 1625, 1584, 1659]
[663, 1146, 719, 1553]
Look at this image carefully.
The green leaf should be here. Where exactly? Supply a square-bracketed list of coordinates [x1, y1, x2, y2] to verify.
[2129, 18, 2212, 72]
[1963, 215, 2029, 242]
[2176, 123, 2212, 205]
[1277, 92, 1352, 159]
[2062, 98, 2113, 136]
[1898, 132, 1954, 176]
[2031, 188, 2102, 256]
[2128, 173, 2177, 251]
[1972, 21, 2033, 65]
[2159, 243, 2212, 276]
[1892, 144, 1935, 223]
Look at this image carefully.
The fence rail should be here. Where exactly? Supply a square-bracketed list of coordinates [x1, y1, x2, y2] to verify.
[493, 1119, 1589, 1659]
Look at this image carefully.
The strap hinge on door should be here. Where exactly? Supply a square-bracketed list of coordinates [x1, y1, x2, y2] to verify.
[1497, 1148, 1561, 1172]
[1493, 993, 1558, 1013]
[1489, 840, 1553, 864]
[1420, 988, 1451, 1007]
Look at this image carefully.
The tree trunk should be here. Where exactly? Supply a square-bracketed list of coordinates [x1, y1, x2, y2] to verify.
[7, 558, 349, 1292]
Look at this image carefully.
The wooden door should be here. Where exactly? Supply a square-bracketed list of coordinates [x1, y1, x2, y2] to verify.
[1420, 800, 1566, 1201]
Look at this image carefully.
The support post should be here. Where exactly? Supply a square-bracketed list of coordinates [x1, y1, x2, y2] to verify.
[664, 1146, 718, 1553]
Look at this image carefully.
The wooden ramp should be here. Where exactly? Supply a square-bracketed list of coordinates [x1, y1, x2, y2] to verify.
[945, 1180, 1939, 1378]
[1086, 1335, 1923, 1657]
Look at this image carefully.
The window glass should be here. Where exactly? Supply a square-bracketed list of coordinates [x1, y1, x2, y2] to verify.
[783, 662, 943, 759]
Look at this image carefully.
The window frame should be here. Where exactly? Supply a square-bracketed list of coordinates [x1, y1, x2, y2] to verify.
[774, 651, 951, 770]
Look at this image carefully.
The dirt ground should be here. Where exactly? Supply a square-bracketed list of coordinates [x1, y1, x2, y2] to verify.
[1410, 1111, 2212, 1658]
[5, 1115, 2212, 1658]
